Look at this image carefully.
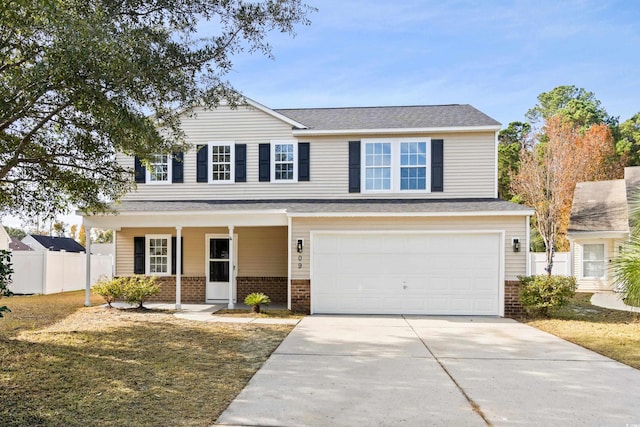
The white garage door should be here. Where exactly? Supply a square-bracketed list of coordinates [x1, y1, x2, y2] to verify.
[312, 232, 501, 315]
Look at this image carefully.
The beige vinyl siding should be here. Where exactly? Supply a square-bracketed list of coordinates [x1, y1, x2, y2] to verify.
[572, 238, 617, 291]
[121, 103, 497, 200]
[116, 226, 287, 277]
[291, 216, 527, 281]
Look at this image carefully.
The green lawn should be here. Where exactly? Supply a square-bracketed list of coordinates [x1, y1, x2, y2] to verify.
[0, 291, 294, 426]
[524, 293, 640, 369]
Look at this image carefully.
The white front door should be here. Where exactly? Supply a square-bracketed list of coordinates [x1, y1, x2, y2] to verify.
[206, 234, 237, 302]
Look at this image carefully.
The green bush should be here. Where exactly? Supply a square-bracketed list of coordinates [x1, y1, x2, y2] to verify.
[122, 276, 160, 309]
[244, 292, 271, 313]
[92, 277, 126, 308]
[518, 275, 577, 316]
[0, 249, 13, 318]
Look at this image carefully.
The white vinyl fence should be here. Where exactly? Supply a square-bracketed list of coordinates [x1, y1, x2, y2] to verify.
[9, 251, 113, 294]
[530, 252, 571, 276]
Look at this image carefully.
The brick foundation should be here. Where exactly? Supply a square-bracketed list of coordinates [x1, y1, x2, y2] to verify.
[146, 276, 206, 304]
[237, 277, 287, 303]
[291, 279, 310, 314]
[504, 279, 525, 318]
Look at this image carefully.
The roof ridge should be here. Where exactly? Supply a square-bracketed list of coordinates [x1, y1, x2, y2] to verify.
[274, 104, 469, 111]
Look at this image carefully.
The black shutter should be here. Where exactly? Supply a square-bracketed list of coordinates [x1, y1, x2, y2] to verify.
[431, 139, 444, 192]
[235, 144, 247, 182]
[258, 143, 270, 182]
[134, 157, 146, 183]
[171, 236, 184, 275]
[133, 237, 145, 274]
[298, 142, 310, 181]
[172, 152, 184, 183]
[196, 145, 208, 183]
[348, 141, 361, 193]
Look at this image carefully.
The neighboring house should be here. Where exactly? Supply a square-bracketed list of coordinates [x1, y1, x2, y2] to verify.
[9, 238, 32, 251]
[567, 167, 640, 291]
[82, 98, 534, 316]
[22, 235, 86, 253]
[0, 225, 9, 251]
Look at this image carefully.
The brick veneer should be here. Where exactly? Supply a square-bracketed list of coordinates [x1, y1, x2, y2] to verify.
[504, 279, 525, 318]
[291, 279, 310, 314]
[237, 277, 287, 303]
[146, 276, 206, 303]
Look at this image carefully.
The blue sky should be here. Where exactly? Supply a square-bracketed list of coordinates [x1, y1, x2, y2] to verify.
[227, 0, 640, 125]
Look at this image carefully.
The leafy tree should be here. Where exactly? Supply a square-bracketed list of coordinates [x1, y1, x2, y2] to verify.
[4, 226, 26, 240]
[0, 0, 314, 219]
[616, 113, 640, 166]
[526, 85, 616, 130]
[78, 225, 86, 247]
[93, 229, 113, 244]
[0, 250, 13, 318]
[511, 116, 621, 274]
[498, 121, 530, 200]
[52, 221, 66, 237]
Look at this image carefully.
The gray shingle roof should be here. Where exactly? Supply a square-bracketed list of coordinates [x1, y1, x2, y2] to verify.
[109, 199, 531, 214]
[568, 180, 629, 233]
[273, 105, 501, 130]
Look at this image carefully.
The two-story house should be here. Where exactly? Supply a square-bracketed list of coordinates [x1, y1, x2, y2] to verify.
[82, 98, 533, 316]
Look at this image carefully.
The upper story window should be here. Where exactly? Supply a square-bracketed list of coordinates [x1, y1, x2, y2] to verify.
[209, 142, 235, 184]
[271, 141, 297, 182]
[361, 138, 430, 193]
[147, 154, 171, 184]
[146, 234, 171, 276]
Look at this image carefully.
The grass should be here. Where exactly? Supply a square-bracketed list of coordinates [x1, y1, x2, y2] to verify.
[0, 291, 294, 426]
[214, 308, 304, 319]
[524, 293, 640, 369]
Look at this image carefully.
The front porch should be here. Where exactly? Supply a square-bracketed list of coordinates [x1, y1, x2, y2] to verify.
[82, 203, 295, 310]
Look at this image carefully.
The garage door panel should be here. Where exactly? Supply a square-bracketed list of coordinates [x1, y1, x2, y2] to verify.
[312, 232, 501, 315]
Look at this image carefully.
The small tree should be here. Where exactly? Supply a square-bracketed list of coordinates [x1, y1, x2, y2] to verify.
[511, 116, 621, 274]
[122, 276, 160, 309]
[244, 293, 271, 313]
[92, 277, 125, 308]
[0, 250, 14, 317]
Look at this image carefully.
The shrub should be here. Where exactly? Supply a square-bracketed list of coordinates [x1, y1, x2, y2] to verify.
[0, 249, 13, 318]
[122, 276, 160, 309]
[518, 275, 577, 316]
[92, 277, 126, 308]
[244, 292, 271, 313]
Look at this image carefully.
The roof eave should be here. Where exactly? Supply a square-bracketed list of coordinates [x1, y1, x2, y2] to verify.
[244, 98, 308, 129]
[567, 230, 629, 239]
[291, 125, 502, 136]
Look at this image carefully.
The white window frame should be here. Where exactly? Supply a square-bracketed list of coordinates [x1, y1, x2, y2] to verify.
[361, 137, 431, 193]
[271, 140, 298, 182]
[146, 154, 172, 184]
[581, 242, 607, 279]
[208, 142, 235, 184]
[145, 234, 172, 276]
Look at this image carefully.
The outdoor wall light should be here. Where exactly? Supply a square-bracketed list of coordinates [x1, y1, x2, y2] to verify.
[512, 238, 520, 253]
[296, 238, 304, 253]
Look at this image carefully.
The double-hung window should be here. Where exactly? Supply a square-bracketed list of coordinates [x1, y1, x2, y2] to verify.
[362, 138, 430, 193]
[147, 154, 171, 184]
[209, 142, 234, 184]
[146, 235, 171, 276]
[582, 243, 606, 279]
[271, 141, 297, 182]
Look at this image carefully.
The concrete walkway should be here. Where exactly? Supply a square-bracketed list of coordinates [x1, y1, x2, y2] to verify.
[108, 302, 299, 325]
[216, 315, 640, 426]
[591, 291, 640, 312]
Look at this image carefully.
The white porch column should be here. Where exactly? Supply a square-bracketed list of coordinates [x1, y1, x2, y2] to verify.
[84, 226, 92, 307]
[228, 225, 235, 309]
[175, 226, 182, 310]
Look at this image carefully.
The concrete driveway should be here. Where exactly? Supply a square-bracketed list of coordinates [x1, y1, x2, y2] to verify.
[216, 316, 640, 426]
